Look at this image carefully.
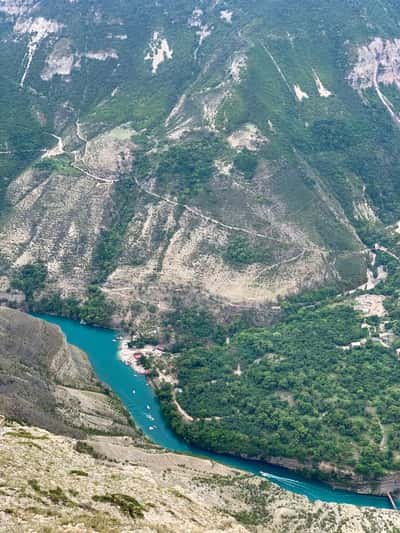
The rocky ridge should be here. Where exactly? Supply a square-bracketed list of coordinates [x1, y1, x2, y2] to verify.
[0, 307, 135, 437]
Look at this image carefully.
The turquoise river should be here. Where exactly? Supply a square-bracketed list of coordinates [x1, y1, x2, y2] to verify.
[36, 314, 398, 510]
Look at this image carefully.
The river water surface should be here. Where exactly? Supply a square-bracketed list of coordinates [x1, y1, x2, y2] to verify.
[36, 313, 397, 509]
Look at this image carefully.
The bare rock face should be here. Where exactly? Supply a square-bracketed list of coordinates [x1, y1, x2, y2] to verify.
[0, 307, 135, 437]
[349, 37, 400, 124]
[0, 169, 113, 297]
[0, 0, 381, 319]
[349, 38, 400, 91]
[41, 38, 80, 81]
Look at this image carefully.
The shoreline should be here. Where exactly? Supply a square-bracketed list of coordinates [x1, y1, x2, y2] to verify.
[119, 338, 400, 499]
[159, 389, 400, 498]
[34, 313, 399, 508]
[117, 336, 149, 375]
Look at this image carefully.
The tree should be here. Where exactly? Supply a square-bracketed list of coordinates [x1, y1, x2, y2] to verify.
[11, 263, 47, 303]
[234, 149, 258, 179]
[80, 285, 114, 327]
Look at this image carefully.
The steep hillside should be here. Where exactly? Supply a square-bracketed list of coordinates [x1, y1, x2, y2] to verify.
[0, 307, 136, 437]
[0, 1, 400, 321]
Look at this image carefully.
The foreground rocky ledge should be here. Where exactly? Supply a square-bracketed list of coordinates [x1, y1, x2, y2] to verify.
[0, 420, 399, 533]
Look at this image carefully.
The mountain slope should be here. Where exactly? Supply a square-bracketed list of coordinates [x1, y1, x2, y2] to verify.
[1, 1, 400, 319]
[0, 307, 136, 437]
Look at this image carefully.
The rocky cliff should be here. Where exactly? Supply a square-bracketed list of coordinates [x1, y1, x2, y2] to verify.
[0, 307, 136, 437]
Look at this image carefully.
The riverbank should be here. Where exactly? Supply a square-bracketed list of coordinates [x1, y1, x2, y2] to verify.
[157, 384, 400, 497]
[35, 313, 399, 509]
[149, 359, 400, 497]
[118, 336, 149, 375]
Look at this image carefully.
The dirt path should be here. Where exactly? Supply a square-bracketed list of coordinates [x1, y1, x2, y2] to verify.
[375, 244, 400, 263]
[172, 390, 223, 424]
[254, 250, 307, 279]
[366, 405, 387, 451]
[173, 391, 194, 422]
[70, 120, 118, 183]
[75, 120, 89, 159]
[102, 287, 148, 302]
[0, 148, 47, 154]
[377, 416, 388, 451]
[134, 177, 320, 251]
[71, 162, 117, 184]
[261, 42, 293, 96]
[42, 133, 65, 159]
[373, 64, 400, 127]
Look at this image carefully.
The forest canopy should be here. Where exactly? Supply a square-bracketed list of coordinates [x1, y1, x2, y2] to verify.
[158, 302, 400, 482]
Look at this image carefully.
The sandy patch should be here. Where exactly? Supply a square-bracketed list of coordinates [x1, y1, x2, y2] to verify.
[41, 38, 79, 81]
[312, 69, 332, 97]
[358, 267, 387, 291]
[227, 123, 268, 151]
[233, 363, 242, 376]
[230, 52, 247, 83]
[220, 10, 233, 23]
[85, 49, 118, 61]
[14, 16, 63, 87]
[354, 294, 387, 317]
[145, 31, 173, 74]
[294, 84, 309, 101]
[353, 199, 378, 222]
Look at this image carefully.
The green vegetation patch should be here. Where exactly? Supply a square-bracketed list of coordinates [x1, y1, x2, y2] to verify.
[34, 155, 81, 176]
[79, 285, 115, 327]
[69, 470, 89, 477]
[34, 285, 114, 327]
[233, 149, 258, 179]
[92, 493, 144, 519]
[74, 440, 102, 459]
[160, 304, 400, 481]
[223, 235, 273, 267]
[164, 306, 227, 350]
[156, 134, 225, 198]
[28, 480, 74, 506]
[5, 429, 48, 440]
[11, 263, 47, 303]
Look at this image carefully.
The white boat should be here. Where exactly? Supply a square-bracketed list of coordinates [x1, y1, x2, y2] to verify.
[132, 389, 136, 395]
[146, 404, 151, 410]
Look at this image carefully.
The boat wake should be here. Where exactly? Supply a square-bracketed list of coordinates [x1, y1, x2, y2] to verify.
[260, 471, 303, 488]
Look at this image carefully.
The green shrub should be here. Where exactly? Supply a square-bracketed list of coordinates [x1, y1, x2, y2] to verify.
[234, 149, 258, 178]
[93, 493, 144, 519]
[69, 470, 89, 477]
[11, 263, 47, 302]
[224, 236, 272, 266]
